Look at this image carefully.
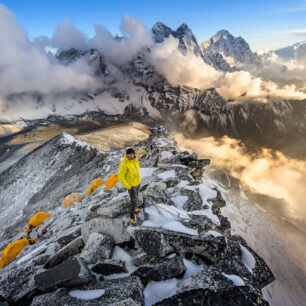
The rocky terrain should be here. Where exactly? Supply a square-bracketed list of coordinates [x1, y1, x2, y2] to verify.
[0, 126, 274, 305]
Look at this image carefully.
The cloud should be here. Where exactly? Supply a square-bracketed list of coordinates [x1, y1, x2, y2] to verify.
[148, 35, 306, 100]
[50, 19, 87, 49]
[148, 35, 222, 89]
[173, 132, 306, 230]
[89, 14, 152, 65]
[0, 4, 98, 98]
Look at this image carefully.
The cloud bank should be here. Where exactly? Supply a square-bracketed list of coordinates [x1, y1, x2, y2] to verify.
[173, 132, 306, 231]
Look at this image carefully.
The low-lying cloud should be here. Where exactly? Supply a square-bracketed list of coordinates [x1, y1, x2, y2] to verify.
[148, 35, 306, 101]
[173, 132, 306, 229]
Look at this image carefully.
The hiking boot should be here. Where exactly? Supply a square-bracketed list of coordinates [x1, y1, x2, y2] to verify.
[135, 208, 140, 214]
[130, 217, 137, 225]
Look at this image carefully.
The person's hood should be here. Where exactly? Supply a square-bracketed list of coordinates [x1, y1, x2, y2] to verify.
[124, 152, 136, 162]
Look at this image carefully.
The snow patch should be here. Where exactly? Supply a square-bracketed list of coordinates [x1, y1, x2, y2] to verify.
[161, 151, 173, 159]
[222, 273, 245, 286]
[140, 167, 157, 177]
[157, 170, 176, 180]
[144, 278, 179, 306]
[142, 205, 197, 236]
[171, 196, 188, 209]
[16, 243, 48, 264]
[240, 244, 256, 274]
[69, 289, 105, 300]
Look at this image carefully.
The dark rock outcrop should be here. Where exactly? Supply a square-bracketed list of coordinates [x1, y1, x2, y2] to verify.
[44, 236, 84, 268]
[132, 255, 186, 286]
[35, 257, 93, 291]
[91, 259, 127, 275]
[128, 227, 227, 264]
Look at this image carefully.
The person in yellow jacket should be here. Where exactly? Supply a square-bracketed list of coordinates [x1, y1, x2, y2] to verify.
[0, 238, 37, 269]
[118, 148, 142, 224]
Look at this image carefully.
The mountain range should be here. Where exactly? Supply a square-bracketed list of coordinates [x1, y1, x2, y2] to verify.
[1, 22, 306, 154]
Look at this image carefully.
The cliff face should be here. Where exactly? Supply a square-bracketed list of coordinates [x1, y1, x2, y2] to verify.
[0, 127, 274, 305]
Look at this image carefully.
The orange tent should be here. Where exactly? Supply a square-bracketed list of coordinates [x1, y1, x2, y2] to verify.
[24, 212, 51, 233]
[105, 174, 119, 190]
[64, 193, 83, 208]
[0, 238, 38, 269]
[86, 178, 105, 195]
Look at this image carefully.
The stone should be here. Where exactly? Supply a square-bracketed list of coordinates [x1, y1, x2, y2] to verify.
[81, 215, 133, 244]
[32, 254, 51, 266]
[108, 298, 138, 306]
[228, 235, 275, 288]
[80, 232, 113, 264]
[128, 227, 227, 264]
[97, 196, 143, 218]
[91, 259, 127, 275]
[190, 168, 205, 180]
[209, 189, 226, 213]
[132, 255, 186, 286]
[35, 257, 93, 291]
[216, 215, 231, 236]
[155, 265, 268, 305]
[163, 177, 180, 188]
[132, 252, 154, 266]
[145, 182, 173, 205]
[31, 276, 144, 306]
[56, 227, 82, 248]
[180, 189, 203, 211]
[44, 236, 84, 268]
[0, 262, 43, 303]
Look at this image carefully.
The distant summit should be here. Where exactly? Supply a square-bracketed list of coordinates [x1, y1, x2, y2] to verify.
[201, 29, 260, 70]
[152, 21, 202, 57]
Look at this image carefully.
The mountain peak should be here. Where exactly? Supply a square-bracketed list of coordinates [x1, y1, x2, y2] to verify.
[201, 29, 260, 67]
[215, 29, 231, 36]
[152, 21, 173, 43]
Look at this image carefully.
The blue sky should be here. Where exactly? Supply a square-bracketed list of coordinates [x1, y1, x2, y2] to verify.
[2, 0, 306, 51]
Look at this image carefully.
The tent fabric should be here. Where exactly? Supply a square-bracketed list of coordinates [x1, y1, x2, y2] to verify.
[0, 238, 37, 269]
[105, 174, 119, 190]
[86, 178, 105, 195]
[63, 193, 84, 208]
[24, 212, 51, 233]
[136, 150, 147, 156]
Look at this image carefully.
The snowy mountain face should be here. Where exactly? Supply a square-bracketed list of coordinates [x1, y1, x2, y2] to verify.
[152, 22, 203, 57]
[0, 127, 274, 305]
[273, 41, 306, 61]
[2, 23, 306, 153]
[201, 30, 261, 71]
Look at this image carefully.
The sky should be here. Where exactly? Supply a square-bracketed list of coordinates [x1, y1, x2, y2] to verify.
[1, 0, 306, 52]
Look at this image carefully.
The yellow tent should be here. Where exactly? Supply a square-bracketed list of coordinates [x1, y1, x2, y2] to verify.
[0, 238, 37, 269]
[105, 174, 119, 190]
[86, 178, 105, 195]
[136, 150, 147, 156]
[64, 193, 84, 208]
[24, 212, 51, 233]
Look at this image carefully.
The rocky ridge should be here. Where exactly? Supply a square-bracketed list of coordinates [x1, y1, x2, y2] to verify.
[0, 126, 274, 305]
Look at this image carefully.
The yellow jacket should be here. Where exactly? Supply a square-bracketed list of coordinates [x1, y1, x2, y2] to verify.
[0, 238, 37, 269]
[118, 153, 141, 190]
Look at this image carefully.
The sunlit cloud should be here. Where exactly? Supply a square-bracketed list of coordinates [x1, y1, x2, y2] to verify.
[173, 132, 306, 229]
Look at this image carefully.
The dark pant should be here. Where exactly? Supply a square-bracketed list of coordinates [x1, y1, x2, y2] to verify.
[128, 185, 140, 220]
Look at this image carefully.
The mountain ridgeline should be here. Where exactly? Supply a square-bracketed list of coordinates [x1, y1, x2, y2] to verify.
[5, 22, 306, 154]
